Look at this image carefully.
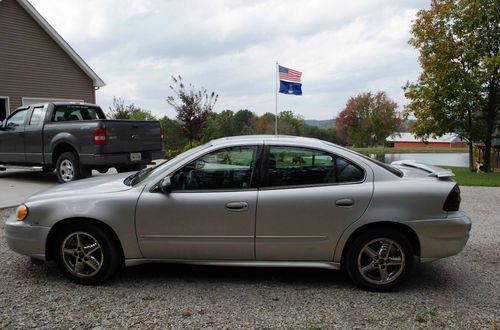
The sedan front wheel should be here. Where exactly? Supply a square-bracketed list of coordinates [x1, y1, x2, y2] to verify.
[54, 224, 121, 285]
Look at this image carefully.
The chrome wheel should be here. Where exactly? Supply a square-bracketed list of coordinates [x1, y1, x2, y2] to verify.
[61, 232, 103, 278]
[59, 159, 74, 182]
[357, 238, 405, 285]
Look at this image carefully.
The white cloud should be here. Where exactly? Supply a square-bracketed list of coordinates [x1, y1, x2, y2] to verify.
[30, 0, 428, 119]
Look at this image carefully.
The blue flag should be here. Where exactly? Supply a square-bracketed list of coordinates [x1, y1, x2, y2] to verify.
[279, 80, 302, 95]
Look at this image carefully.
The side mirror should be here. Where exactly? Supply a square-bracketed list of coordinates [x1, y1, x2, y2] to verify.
[159, 176, 172, 193]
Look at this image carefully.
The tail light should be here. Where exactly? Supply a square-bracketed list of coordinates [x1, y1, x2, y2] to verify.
[443, 184, 461, 211]
[93, 128, 106, 145]
[160, 127, 164, 141]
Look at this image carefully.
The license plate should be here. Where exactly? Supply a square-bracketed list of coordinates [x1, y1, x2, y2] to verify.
[130, 153, 142, 161]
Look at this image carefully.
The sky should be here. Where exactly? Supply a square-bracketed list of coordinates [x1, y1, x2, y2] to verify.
[30, 0, 429, 120]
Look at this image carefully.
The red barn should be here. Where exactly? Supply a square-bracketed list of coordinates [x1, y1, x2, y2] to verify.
[386, 133, 467, 148]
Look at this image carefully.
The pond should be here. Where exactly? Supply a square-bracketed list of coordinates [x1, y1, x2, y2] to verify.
[367, 153, 469, 167]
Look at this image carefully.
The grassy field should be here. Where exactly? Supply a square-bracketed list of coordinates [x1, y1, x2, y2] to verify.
[352, 146, 468, 154]
[440, 166, 500, 187]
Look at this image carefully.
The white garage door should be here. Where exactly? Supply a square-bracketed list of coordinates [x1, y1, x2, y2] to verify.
[22, 97, 84, 106]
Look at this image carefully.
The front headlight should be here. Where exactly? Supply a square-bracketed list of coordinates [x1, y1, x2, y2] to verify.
[16, 204, 29, 221]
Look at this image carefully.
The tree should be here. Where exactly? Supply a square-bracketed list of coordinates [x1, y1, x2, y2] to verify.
[130, 108, 157, 121]
[159, 116, 187, 152]
[404, 0, 499, 171]
[107, 97, 135, 119]
[336, 92, 401, 147]
[107, 97, 157, 121]
[166, 75, 218, 147]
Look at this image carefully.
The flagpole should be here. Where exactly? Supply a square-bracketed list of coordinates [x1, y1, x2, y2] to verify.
[275, 61, 278, 135]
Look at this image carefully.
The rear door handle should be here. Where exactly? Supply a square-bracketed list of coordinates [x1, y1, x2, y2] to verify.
[225, 202, 249, 212]
[335, 198, 354, 207]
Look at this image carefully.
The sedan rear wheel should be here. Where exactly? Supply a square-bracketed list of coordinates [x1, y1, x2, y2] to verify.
[54, 224, 121, 285]
[346, 228, 413, 291]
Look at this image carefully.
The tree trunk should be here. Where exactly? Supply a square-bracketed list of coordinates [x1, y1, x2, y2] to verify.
[468, 138, 474, 172]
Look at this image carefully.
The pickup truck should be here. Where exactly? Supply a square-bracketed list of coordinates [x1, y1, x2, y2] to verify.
[0, 102, 164, 183]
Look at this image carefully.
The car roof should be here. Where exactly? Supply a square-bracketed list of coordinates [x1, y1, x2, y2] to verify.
[24, 102, 100, 108]
[210, 135, 328, 147]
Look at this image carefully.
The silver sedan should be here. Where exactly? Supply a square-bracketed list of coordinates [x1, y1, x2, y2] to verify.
[5, 135, 471, 291]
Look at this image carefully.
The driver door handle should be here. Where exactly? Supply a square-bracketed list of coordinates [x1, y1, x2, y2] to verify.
[335, 198, 354, 207]
[225, 202, 249, 212]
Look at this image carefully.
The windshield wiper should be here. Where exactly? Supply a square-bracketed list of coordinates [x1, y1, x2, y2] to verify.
[124, 167, 153, 186]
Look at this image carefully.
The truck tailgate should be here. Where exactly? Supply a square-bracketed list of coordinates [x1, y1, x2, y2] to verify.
[103, 120, 162, 153]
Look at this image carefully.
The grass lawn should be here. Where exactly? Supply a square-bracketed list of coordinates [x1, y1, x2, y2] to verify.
[440, 166, 500, 187]
[352, 146, 468, 154]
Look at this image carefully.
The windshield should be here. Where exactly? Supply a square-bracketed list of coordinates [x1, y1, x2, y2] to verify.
[124, 143, 211, 186]
[323, 142, 403, 177]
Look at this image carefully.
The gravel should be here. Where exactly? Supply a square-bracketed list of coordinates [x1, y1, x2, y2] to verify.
[0, 186, 499, 329]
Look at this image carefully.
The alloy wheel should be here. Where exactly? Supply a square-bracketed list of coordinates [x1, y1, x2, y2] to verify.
[61, 232, 103, 278]
[357, 238, 405, 285]
[59, 159, 74, 182]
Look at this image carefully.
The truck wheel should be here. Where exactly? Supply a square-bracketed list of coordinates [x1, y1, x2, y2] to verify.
[116, 165, 145, 173]
[56, 152, 82, 183]
[41, 165, 55, 173]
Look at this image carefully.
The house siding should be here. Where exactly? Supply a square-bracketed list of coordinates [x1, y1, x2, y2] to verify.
[0, 0, 95, 114]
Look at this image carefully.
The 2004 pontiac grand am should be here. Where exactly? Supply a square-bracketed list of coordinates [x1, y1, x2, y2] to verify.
[5, 135, 471, 291]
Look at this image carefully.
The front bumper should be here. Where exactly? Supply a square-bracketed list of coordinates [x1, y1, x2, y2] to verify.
[5, 214, 50, 261]
[407, 211, 472, 262]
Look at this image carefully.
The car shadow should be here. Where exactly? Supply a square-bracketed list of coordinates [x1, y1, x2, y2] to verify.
[116, 263, 351, 288]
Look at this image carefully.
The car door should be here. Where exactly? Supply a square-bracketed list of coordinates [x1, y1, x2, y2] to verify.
[135, 145, 261, 260]
[0, 108, 30, 164]
[24, 105, 47, 164]
[255, 145, 373, 261]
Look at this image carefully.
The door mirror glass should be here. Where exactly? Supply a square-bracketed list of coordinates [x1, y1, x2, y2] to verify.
[159, 176, 172, 193]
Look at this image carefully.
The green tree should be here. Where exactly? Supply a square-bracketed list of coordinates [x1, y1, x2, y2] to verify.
[130, 108, 157, 121]
[159, 116, 187, 153]
[166, 75, 218, 147]
[336, 92, 401, 147]
[233, 109, 257, 135]
[107, 97, 135, 119]
[404, 0, 499, 171]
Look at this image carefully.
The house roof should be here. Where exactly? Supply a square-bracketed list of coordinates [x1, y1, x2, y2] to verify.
[16, 0, 105, 87]
[386, 132, 464, 143]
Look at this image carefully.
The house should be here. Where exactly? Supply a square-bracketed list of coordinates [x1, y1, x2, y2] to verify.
[0, 0, 104, 121]
[386, 132, 467, 148]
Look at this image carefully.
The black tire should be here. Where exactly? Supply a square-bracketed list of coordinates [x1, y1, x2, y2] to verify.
[53, 223, 121, 285]
[56, 152, 82, 183]
[116, 164, 145, 173]
[41, 165, 55, 173]
[345, 228, 413, 292]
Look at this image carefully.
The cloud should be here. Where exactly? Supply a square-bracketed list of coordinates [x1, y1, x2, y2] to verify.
[30, 0, 428, 119]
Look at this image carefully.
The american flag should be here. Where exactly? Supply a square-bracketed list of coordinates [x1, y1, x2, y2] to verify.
[279, 65, 302, 82]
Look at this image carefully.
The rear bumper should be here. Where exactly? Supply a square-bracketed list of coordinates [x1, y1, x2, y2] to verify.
[407, 211, 472, 262]
[5, 215, 50, 261]
[80, 150, 164, 166]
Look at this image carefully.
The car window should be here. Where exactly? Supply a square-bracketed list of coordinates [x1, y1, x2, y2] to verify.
[51, 105, 105, 122]
[29, 107, 45, 126]
[263, 146, 364, 188]
[170, 146, 257, 191]
[5, 109, 29, 127]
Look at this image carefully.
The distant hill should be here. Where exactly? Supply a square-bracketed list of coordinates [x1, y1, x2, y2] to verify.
[304, 119, 336, 128]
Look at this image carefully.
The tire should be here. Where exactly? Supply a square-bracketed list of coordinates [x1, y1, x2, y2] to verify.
[56, 152, 82, 183]
[116, 164, 145, 173]
[41, 165, 55, 173]
[345, 228, 413, 292]
[53, 223, 121, 285]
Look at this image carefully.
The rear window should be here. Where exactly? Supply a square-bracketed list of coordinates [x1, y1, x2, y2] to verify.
[51, 105, 105, 122]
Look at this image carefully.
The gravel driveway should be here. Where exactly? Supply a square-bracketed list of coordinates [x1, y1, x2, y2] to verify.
[0, 186, 498, 329]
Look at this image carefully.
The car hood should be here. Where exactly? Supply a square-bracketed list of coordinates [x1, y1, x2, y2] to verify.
[26, 172, 134, 203]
